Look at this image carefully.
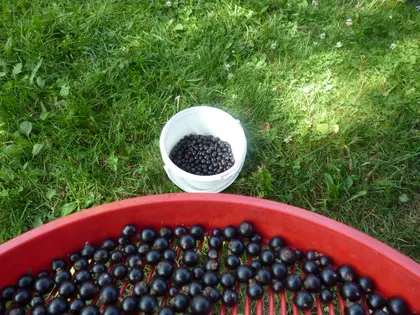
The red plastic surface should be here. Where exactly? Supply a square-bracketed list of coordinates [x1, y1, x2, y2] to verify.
[0, 193, 419, 311]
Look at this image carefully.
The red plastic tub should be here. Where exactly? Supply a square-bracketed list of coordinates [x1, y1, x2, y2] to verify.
[0, 194, 419, 313]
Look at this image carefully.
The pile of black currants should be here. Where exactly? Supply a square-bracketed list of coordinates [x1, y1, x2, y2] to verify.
[0, 222, 412, 315]
[169, 134, 235, 176]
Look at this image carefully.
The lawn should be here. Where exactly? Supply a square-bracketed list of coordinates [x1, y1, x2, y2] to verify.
[0, 0, 419, 260]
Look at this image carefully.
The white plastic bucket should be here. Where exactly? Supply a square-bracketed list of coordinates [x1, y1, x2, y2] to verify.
[160, 106, 247, 193]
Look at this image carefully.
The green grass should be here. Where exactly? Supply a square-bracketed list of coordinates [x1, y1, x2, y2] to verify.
[0, 0, 419, 260]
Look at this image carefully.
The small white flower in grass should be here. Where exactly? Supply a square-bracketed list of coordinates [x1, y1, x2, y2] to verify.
[390, 43, 397, 50]
[227, 73, 234, 79]
[165, 0, 172, 7]
[320, 33, 326, 39]
[346, 18, 353, 26]
[248, 41, 255, 48]
[270, 41, 277, 50]
[312, 0, 319, 8]
[324, 84, 333, 93]
[232, 94, 237, 100]
[313, 41, 318, 45]
[416, 5, 420, 11]
[302, 86, 311, 94]
[284, 135, 292, 143]
[336, 41, 343, 48]
[246, 11, 253, 18]
[304, 119, 313, 127]
[224, 63, 231, 70]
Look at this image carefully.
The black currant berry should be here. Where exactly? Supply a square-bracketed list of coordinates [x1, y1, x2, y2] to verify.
[102, 239, 117, 251]
[228, 239, 245, 256]
[59, 280, 76, 298]
[47, 298, 68, 315]
[204, 286, 221, 303]
[113, 264, 128, 280]
[320, 267, 338, 287]
[279, 247, 297, 265]
[269, 236, 285, 252]
[70, 299, 85, 313]
[103, 305, 121, 315]
[193, 267, 205, 280]
[220, 272, 237, 289]
[172, 267, 192, 287]
[164, 249, 177, 262]
[160, 226, 173, 240]
[110, 250, 124, 263]
[340, 282, 362, 302]
[141, 228, 157, 243]
[222, 289, 238, 307]
[237, 221, 254, 238]
[190, 225, 205, 240]
[34, 277, 53, 295]
[303, 261, 319, 274]
[358, 276, 374, 294]
[367, 293, 386, 310]
[2, 286, 16, 300]
[145, 250, 162, 265]
[171, 293, 189, 312]
[157, 260, 174, 279]
[51, 259, 67, 272]
[236, 265, 253, 283]
[190, 295, 212, 315]
[138, 295, 158, 314]
[225, 255, 240, 269]
[153, 237, 169, 252]
[18, 274, 35, 289]
[223, 226, 237, 240]
[284, 275, 303, 292]
[174, 226, 187, 238]
[272, 280, 285, 293]
[97, 273, 114, 287]
[320, 289, 334, 304]
[183, 250, 199, 267]
[81, 244, 96, 259]
[150, 278, 168, 297]
[128, 267, 144, 284]
[122, 224, 137, 238]
[121, 296, 138, 313]
[344, 303, 364, 315]
[158, 306, 175, 315]
[293, 290, 314, 311]
[204, 259, 219, 272]
[246, 242, 261, 257]
[133, 281, 150, 296]
[247, 282, 264, 300]
[208, 236, 222, 250]
[260, 250, 275, 266]
[78, 282, 98, 300]
[99, 285, 119, 305]
[387, 297, 409, 315]
[203, 272, 219, 287]
[303, 274, 322, 293]
[337, 265, 357, 282]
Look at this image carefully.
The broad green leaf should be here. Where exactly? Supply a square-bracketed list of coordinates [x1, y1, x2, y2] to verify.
[316, 123, 329, 134]
[12, 63, 22, 75]
[36, 77, 45, 88]
[33, 217, 44, 228]
[347, 190, 367, 202]
[29, 58, 43, 84]
[173, 24, 184, 31]
[0, 72, 5, 77]
[345, 176, 353, 190]
[107, 152, 119, 172]
[4, 38, 12, 54]
[46, 189, 56, 200]
[260, 168, 274, 192]
[32, 143, 44, 156]
[399, 194, 409, 203]
[0, 190, 9, 198]
[331, 124, 340, 134]
[61, 202, 77, 216]
[20, 121, 33, 137]
[60, 84, 70, 96]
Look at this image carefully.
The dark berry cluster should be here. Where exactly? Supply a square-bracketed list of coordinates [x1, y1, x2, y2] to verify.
[169, 134, 235, 176]
[0, 222, 411, 315]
